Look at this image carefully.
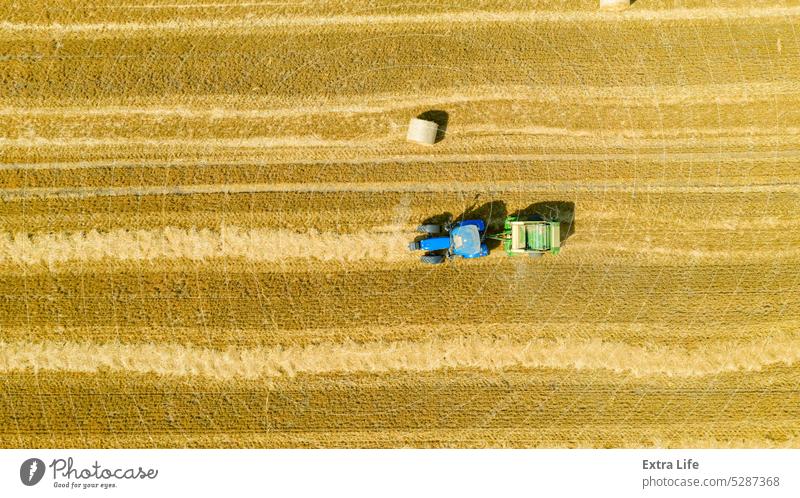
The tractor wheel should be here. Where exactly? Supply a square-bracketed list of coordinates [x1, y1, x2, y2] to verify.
[420, 254, 445, 265]
[528, 252, 544, 258]
[416, 224, 441, 234]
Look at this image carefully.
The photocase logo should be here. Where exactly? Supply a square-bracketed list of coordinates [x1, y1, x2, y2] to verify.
[18, 456, 158, 489]
[20, 458, 46, 486]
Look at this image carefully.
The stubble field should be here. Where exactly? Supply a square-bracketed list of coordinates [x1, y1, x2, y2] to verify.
[1, 0, 799, 447]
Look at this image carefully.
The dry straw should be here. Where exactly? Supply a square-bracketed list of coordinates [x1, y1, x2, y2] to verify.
[0, 227, 411, 265]
[1, 336, 797, 381]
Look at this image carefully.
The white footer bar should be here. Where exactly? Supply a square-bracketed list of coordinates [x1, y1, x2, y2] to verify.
[2, 449, 797, 497]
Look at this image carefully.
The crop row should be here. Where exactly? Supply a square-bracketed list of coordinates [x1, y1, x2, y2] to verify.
[0, 262, 797, 332]
[2, 368, 798, 447]
[2, 190, 798, 233]
[2, 20, 796, 101]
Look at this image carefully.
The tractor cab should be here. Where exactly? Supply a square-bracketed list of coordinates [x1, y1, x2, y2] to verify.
[450, 224, 484, 258]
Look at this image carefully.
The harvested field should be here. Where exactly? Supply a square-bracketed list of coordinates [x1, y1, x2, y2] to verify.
[1, 0, 799, 448]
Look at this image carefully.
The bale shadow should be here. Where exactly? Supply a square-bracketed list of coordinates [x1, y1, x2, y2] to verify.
[416, 110, 448, 143]
[511, 201, 576, 244]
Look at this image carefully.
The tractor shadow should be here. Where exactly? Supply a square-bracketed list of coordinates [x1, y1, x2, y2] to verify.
[416, 200, 508, 250]
[416, 109, 448, 143]
[510, 201, 576, 244]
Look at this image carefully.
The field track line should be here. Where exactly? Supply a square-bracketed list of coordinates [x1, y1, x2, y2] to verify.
[4, 180, 800, 201]
[106, 2, 313, 9]
[3, 126, 796, 149]
[2, 7, 800, 36]
[0, 136, 367, 149]
[3, 81, 799, 116]
[4, 150, 800, 172]
[1, 336, 798, 380]
[8, 321, 797, 347]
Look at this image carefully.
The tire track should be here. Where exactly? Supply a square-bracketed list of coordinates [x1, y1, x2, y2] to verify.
[4, 179, 800, 202]
[4, 80, 800, 115]
[5, 149, 800, 172]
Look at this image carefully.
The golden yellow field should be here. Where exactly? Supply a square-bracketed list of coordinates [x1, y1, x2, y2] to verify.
[1, 0, 799, 448]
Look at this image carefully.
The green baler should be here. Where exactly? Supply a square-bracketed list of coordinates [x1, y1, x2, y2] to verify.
[488, 216, 561, 257]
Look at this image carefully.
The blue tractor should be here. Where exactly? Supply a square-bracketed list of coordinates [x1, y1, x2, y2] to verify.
[407, 220, 490, 264]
